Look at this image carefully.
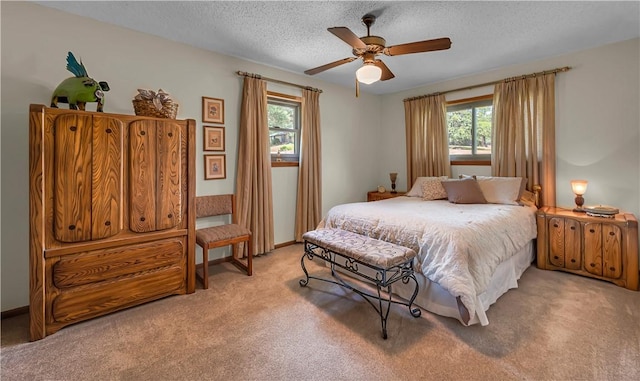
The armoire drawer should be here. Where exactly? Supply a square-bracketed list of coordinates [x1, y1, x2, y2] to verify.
[51, 265, 185, 323]
[52, 239, 185, 288]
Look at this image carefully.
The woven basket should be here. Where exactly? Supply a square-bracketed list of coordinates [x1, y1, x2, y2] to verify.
[132, 99, 178, 119]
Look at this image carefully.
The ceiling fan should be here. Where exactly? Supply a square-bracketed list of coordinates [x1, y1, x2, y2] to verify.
[305, 14, 452, 87]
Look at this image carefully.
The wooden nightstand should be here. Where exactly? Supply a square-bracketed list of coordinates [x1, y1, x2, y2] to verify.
[536, 206, 638, 290]
[367, 190, 406, 202]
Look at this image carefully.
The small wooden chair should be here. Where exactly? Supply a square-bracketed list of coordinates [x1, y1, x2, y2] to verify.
[195, 194, 252, 289]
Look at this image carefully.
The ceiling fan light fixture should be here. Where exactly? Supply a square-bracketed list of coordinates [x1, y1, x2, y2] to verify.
[356, 63, 382, 84]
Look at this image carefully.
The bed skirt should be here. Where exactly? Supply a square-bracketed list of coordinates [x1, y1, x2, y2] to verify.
[325, 240, 535, 326]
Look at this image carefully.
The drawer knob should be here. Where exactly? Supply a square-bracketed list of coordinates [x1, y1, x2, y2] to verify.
[590, 229, 595, 233]
[570, 226, 576, 231]
[68, 224, 76, 230]
[69, 126, 77, 131]
[140, 217, 146, 222]
[571, 259, 576, 263]
[140, 130, 146, 136]
[167, 214, 173, 219]
[590, 263, 596, 267]
[609, 231, 615, 236]
[553, 255, 559, 260]
[553, 223, 559, 228]
[104, 220, 111, 226]
[168, 132, 173, 137]
[609, 267, 616, 272]
[106, 128, 112, 134]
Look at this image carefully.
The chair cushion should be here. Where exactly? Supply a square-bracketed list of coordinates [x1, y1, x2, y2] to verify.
[196, 224, 251, 246]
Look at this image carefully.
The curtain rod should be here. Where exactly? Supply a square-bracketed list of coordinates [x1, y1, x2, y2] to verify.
[236, 71, 323, 93]
[403, 66, 571, 102]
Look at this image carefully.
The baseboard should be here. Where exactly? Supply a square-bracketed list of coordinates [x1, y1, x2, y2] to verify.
[1, 305, 29, 319]
[275, 240, 297, 249]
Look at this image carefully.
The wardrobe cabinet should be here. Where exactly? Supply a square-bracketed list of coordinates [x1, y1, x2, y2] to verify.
[536, 206, 638, 291]
[29, 105, 196, 340]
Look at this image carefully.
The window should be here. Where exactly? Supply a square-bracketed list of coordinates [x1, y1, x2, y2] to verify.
[268, 92, 301, 165]
[446, 96, 493, 163]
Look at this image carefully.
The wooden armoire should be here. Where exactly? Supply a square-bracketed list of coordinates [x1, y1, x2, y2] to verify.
[28, 104, 196, 341]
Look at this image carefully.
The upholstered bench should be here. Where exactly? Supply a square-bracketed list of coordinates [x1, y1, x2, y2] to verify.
[300, 228, 421, 339]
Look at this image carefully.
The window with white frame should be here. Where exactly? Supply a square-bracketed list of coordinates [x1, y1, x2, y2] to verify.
[268, 92, 301, 163]
[446, 97, 493, 162]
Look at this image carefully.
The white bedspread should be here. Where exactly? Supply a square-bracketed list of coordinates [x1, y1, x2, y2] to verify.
[318, 197, 538, 321]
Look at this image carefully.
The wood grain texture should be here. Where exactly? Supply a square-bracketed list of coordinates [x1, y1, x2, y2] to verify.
[29, 105, 196, 340]
[156, 121, 182, 230]
[583, 222, 603, 276]
[129, 120, 157, 232]
[91, 116, 123, 239]
[602, 224, 622, 279]
[53, 239, 184, 288]
[548, 217, 565, 268]
[28, 105, 46, 341]
[536, 206, 637, 290]
[54, 114, 93, 242]
[51, 266, 185, 323]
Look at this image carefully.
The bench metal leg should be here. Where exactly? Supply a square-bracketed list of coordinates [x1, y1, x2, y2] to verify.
[300, 241, 420, 340]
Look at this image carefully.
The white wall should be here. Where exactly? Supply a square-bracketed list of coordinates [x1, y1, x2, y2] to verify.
[0, 2, 381, 311]
[379, 39, 640, 222]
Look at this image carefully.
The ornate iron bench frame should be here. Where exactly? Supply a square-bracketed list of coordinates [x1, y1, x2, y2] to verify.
[300, 233, 421, 339]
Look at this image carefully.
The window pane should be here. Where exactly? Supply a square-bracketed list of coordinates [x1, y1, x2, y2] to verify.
[268, 104, 295, 130]
[447, 109, 473, 156]
[475, 105, 492, 156]
[270, 130, 297, 154]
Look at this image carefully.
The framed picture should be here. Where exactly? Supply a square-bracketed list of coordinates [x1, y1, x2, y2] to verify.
[203, 126, 225, 151]
[204, 154, 226, 180]
[202, 97, 224, 124]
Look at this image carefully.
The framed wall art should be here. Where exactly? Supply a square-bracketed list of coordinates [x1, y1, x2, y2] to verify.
[204, 154, 226, 180]
[203, 126, 225, 151]
[202, 96, 224, 124]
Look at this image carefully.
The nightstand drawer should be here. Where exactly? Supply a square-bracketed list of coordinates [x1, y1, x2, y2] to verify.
[367, 190, 405, 202]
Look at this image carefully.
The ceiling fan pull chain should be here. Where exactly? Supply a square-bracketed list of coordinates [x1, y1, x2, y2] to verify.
[355, 77, 360, 98]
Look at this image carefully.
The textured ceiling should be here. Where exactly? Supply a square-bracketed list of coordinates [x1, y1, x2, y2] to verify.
[36, 1, 640, 95]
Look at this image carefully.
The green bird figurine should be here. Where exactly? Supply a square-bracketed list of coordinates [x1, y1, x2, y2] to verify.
[50, 52, 110, 112]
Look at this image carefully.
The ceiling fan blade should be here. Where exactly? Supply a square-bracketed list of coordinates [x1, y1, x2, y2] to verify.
[374, 60, 395, 81]
[384, 37, 452, 56]
[328, 27, 367, 49]
[304, 57, 357, 75]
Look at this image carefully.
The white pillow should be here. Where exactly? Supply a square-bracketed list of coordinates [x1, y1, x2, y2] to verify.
[406, 176, 449, 197]
[474, 176, 525, 205]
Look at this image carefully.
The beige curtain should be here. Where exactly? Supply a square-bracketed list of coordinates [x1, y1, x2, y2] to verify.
[236, 76, 274, 255]
[295, 89, 322, 241]
[492, 73, 556, 206]
[404, 94, 451, 187]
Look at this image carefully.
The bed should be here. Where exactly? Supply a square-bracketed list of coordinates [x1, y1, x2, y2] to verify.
[317, 176, 539, 326]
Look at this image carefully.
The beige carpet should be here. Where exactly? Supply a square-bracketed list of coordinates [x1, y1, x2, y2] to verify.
[2, 244, 639, 380]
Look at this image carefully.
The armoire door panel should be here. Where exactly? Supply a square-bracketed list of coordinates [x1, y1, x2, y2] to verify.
[129, 121, 157, 233]
[91, 116, 124, 239]
[54, 114, 93, 243]
[156, 122, 182, 230]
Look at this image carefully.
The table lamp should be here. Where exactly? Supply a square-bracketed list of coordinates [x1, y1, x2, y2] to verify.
[571, 179, 588, 212]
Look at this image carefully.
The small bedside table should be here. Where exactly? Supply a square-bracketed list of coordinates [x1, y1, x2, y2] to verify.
[367, 190, 406, 202]
[536, 206, 638, 290]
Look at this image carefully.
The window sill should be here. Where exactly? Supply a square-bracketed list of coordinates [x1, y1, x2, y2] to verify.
[450, 160, 491, 166]
[271, 161, 299, 168]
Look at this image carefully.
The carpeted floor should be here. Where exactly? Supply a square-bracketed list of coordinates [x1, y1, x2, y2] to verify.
[1, 244, 639, 380]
